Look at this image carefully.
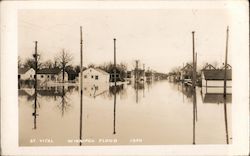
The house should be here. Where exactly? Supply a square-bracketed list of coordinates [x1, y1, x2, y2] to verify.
[37, 67, 68, 83]
[18, 67, 35, 80]
[180, 63, 193, 81]
[145, 71, 153, 82]
[109, 67, 125, 82]
[66, 69, 78, 82]
[80, 67, 109, 84]
[201, 69, 232, 94]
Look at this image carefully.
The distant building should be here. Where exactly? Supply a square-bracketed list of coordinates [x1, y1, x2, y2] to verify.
[37, 67, 68, 83]
[180, 63, 193, 81]
[66, 69, 78, 82]
[109, 67, 124, 82]
[81, 67, 109, 84]
[201, 69, 232, 94]
[18, 67, 35, 80]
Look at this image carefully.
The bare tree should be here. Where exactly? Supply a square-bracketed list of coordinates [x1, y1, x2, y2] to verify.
[55, 49, 73, 82]
[18, 56, 22, 68]
[87, 63, 96, 68]
[24, 57, 42, 69]
[43, 59, 54, 69]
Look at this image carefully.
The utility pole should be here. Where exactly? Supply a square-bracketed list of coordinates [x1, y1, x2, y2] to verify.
[33, 41, 38, 129]
[192, 31, 196, 90]
[135, 60, 139, 83]
[114, 38, 117, 86]
[113, 38, 117, 134]
[224, 26, 229, 98]
[79, 26, 83, 146]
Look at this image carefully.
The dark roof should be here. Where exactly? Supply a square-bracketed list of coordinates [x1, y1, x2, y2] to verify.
[203, 69, 232, 80]
[202, 64, 216, 70]
[18, 67, 32, 74]
[37, 68, 61, 74]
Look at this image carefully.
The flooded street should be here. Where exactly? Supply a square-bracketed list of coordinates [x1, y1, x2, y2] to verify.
[19, 80, 231, 146]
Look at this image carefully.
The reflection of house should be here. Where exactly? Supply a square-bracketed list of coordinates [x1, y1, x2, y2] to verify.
[201, 69, 232, 94]
[83, 83, 109, 98]
[37, 68, 68, 83]
[81, 68, 109, 84]
[202, 93, 232, 104]
[37, 86, 66, 97]
[18, 67, 35, 80]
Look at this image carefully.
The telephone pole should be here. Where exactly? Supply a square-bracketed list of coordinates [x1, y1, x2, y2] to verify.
[79, 26, 83, 145]
[114, 38, 117, 86]
[224, 26, 229, 98]
[33, 41, 38, 129]
[192, 31, 196, 90]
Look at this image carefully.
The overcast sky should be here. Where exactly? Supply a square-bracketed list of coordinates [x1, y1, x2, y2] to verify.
[18, 9, 232, 73]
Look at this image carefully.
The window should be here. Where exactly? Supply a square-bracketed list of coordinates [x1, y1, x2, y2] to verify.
[95, 75, 98, 80]
[30, 75, 32, 78]
[41, 75, 44, 78]
[18, 75, 21, 79]
[91, 75, 94, 79]
[47, 75, 50, 78]
[34, 75, 36, 79]
[84, 75, 87, 79]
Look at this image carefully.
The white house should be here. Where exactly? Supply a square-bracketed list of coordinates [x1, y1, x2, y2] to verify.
[18, 67, 35, 80]
[37, 68, 68, 83]
[201, 69, 232, 94]
[80, 68, 109, 84]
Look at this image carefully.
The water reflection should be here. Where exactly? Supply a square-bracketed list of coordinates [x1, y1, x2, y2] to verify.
[19, 80, 232, 146]
[79, 84, 83, 146]
[83, 83, 109, 98]
[113, 86, 117, 135]
[192, 88, 197, 144]
[224, 98, 229, 144]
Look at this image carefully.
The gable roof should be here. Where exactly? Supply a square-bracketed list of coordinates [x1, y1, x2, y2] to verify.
[37, 68, 61, 74]
[202, 64, 216, 70]
[203, 69, 232, 80]
[181, 63, 193, 71]
[18, 67, 33, 74]
[95, 68, 109, 75]
[83, 67, 109, 75]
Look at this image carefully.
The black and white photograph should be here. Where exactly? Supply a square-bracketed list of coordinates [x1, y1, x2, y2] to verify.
[1, 1, 249, 155]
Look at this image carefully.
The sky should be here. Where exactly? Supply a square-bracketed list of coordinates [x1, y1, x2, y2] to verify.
[18, 9, 232, 73]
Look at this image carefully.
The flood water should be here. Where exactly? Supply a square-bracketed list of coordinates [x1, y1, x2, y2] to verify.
[19, 80, 232, 146]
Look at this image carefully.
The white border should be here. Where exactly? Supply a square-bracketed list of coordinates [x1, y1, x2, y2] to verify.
[1, 1, 249, 155]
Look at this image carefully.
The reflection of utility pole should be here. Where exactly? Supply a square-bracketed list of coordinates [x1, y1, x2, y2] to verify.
[224, 26, 229, 98]
[192, 88, 197, 145]
[79, 26, 83, 146]
[33, 41, 38, 130]
[223, 98, 229, 144]
[113, 90, 116, 134]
